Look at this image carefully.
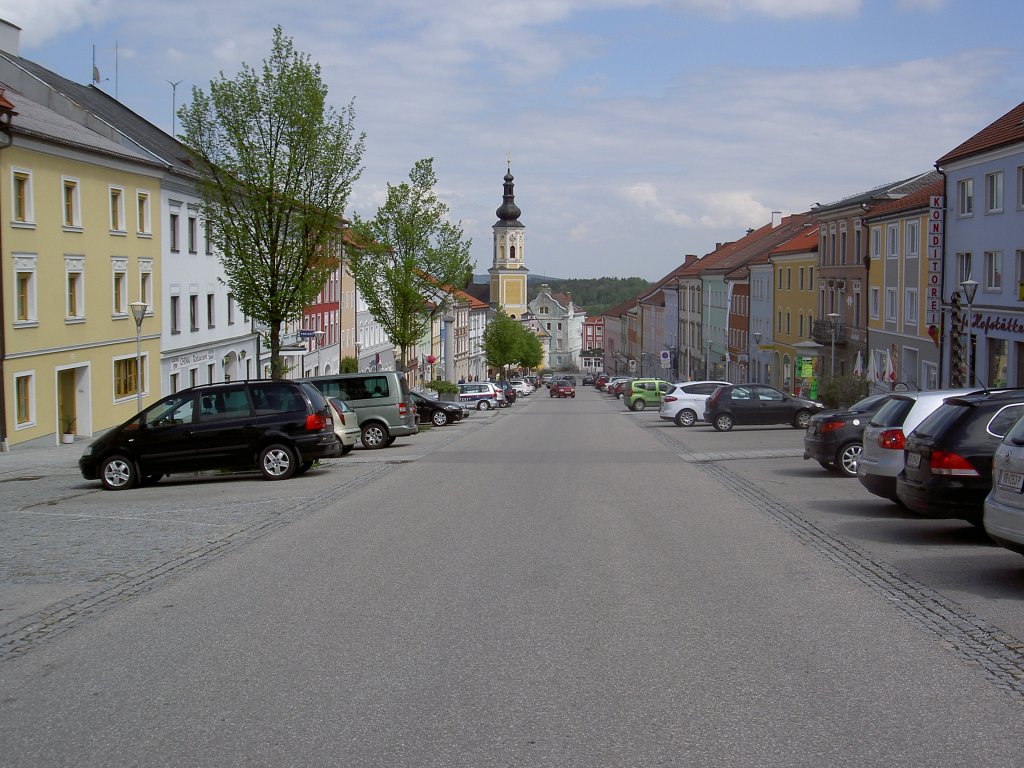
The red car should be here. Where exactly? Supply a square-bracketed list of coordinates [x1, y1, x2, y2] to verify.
[550, 379, 576, 398]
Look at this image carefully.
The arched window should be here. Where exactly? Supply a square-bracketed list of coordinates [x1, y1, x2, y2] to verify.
[510, 246, 516, 260]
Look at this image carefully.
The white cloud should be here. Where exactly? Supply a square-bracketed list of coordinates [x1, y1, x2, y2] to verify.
[0, 0, 113, 47]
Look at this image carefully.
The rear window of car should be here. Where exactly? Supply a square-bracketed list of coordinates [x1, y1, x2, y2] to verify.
[850, 393, 888, 412]
[870, 396, 914, 427]
[252, 383, 306, 413]
[911, 402, 970, 439]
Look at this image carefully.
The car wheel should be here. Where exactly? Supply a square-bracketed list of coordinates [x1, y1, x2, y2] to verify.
[296, 460, 315, 475]
[836, 442, 863, 477]
[674, 409, 697, 427]
[617, 392, 624, 400]
[713, 413, 734, 432]
[360, 423, 390, 449]
[259, 443, 297, 480]
[100, 454, 137, 490]
[340, 443, 354, 455]
[478, 400, 491, 410]
[793, 410, 812, 429]
[432, 411, 448, 427]
[632, 399, 646, 411]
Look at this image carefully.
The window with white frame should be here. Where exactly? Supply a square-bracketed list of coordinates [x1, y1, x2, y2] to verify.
[112, 259, 128, 315]
[923, 361, 938, 390]
[139, 259, 153, 310]
[853, 282, 862, 327]
[13, 254, 37, 324]
[137, 190, 151, 235]
[1018, 166, 1024, 209]
[984, 250, 1002, 290]
[227, 293, 236, 325]
[886, 223, 899, 259]
[190, 294, 199, 331]
[14, 372, 33, 427]
[188, 208, 199, 253]
[207, 293, 215, 328]
[205, 220, 214, 255]
[885, 287, 897, 321]
[169, 205, 181, 252]
[957, 177, 974, 216]
[904, 289, 918, 325]
[785, 311, 791, 335]
[66, 256, 85, 320]
[109, 186, 126, 232]
[11, 168, 33, 225]
[986, 171, 1003, 213]
[905, 220, 920, 258]
[170, 294, 180, 334]
[869, 287, 880, 320]
[62, 177, 81, 229]
[956, 252, 973, 284]
[839, 223, 847, 265]
[113, 354, 144, 401]
[870, 226, 881, 259]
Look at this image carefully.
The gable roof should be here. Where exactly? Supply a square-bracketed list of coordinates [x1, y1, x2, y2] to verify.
[812, 171, 939, 214]
[937, 101, 1024, 166]
[865, 177, 944, 219]
[690, 214, 812, 279]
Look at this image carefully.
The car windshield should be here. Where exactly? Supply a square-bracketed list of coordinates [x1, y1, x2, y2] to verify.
[849, 393, 888, 412]
[911, 402, 969, 439]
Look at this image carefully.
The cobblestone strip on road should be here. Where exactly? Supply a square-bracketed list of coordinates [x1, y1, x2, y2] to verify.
[0, 462, 395, 663]
[649, 425, 1024, 699]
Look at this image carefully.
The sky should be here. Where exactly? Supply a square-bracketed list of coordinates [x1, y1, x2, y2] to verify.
[2, 1, 1022, 282]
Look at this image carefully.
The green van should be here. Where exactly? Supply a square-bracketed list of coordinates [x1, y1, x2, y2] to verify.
[627, 379, 672, 411]
[301, 372, 418, 449]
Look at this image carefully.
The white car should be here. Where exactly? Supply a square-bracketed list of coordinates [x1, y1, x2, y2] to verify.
[328, 397, 360, 455]
[857, 388, 977, 502]
[658, 381, 730, 426]
[509, 379, 533, 395]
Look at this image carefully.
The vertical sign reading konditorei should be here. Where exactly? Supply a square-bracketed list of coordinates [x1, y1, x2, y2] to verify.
[927, 196, 944, 343]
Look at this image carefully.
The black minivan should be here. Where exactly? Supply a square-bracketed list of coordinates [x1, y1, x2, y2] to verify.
[79, 380, 340, 490]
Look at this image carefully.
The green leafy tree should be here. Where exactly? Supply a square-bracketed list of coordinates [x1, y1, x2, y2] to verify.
[347, 158, 472, 370]
[483, 311, 543, 375]
[178, 26, 365, 378]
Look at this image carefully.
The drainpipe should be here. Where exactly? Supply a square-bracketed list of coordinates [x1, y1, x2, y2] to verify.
[0, 92, 17, 451]
[934, 163, 948, 388]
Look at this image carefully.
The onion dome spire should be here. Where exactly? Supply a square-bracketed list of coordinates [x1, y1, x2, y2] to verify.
[495, 158, 522, 224]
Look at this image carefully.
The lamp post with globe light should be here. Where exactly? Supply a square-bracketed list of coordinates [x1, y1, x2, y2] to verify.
[827, 312, 840, 378]
[129, 302, 148, 412]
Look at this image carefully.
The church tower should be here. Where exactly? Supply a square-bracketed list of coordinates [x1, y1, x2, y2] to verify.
[489, 162, 529, 319]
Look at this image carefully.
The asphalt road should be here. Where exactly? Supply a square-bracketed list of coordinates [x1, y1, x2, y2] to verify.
[2, 387, 1024, 766]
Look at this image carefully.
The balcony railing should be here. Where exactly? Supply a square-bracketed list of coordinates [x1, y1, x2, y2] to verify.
[811, 319, 846, 346]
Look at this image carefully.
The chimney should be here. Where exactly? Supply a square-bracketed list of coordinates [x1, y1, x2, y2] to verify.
[0, 19, 21, 56]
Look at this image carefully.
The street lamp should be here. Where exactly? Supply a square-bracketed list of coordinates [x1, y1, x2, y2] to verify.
[706, 339, 713, 380]
[753, 331, 762, 383]
[961, 278, 979, 387]
[129, 301, 148, 412]
[827, 312, 840, 378]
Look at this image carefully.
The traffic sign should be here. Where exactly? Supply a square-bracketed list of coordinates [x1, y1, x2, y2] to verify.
[298, 329, 317, 340]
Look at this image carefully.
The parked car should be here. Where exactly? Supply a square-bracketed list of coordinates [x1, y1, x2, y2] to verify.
[608, 378, 635, 400]
[79, 381, 340, 490]
[490, 380, 516, 405]
[703, 384, 824, 432]
[509, 379, 534, 396]
[302, 371, 418, 450]
[627, 378, 672, 411]
[803, 393, 894, 477]
[594, 374, 609, 390]
[550, 379, 576, 398]
[582, 374, 596, 386]
[984, 414, 1024, 555]
[328, 397, 360, 455]
[857, 388, 976, 502]
[458, 382, 505, 410]
[659, 381, 731, 427]
[896, 389, 1024, 523]
[410, 391, 463, 427]
[541, 374, 554, 386]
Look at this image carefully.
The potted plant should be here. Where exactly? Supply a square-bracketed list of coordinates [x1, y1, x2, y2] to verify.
[431, 379, 460, 402]
[60, 415, 76, 444]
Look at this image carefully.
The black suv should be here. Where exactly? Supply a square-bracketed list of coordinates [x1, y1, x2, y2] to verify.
[704, 384, 824, 432]
[79, 380, 340, 490]
[896, 388, 1024, 523]
[803, 393, 893, 477]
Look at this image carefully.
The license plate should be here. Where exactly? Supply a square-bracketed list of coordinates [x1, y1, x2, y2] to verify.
[998, 470, 1024, 492]
[906, 453, 921, 469]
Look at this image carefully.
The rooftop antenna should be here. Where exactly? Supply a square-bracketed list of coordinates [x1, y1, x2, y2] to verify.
[168, 80, 182, 136]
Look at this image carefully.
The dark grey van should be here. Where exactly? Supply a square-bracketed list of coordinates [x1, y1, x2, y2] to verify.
[301, 372, 419, 449]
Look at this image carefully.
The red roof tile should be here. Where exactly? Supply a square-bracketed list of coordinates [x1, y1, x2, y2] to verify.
[937, 101, 1024, 166]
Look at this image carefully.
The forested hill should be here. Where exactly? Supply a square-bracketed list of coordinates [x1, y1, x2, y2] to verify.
[526, 276, 651, 316]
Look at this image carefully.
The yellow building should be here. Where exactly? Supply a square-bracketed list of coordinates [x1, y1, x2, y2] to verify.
[768, 229, 819, 395]
[2, 87, 163, 448]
